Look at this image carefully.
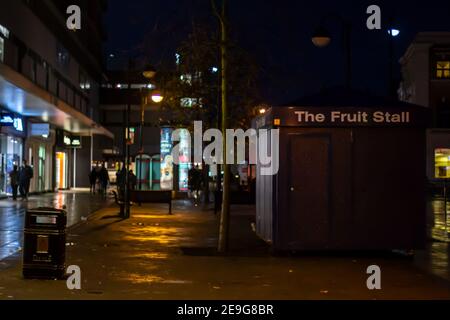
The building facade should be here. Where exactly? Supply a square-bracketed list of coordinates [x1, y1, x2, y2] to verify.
[398, 32, 450, 181]
[0, 0, 113, 195]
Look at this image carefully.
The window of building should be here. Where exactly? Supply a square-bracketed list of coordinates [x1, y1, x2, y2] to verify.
[38, 146, 46, 192]
[56, 43, 70, 67]
[0, 37, 4, 62]
[436, 61, 450, 79]
[0, 135, 23, 195]
[180, 97, 198, 108]
[435, 149, 450, 178]
[0, 24, 10, 39]
[79, 69, 91, 90]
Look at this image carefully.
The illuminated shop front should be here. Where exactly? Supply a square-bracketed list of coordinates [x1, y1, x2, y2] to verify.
[427, 129, 450, 181]
[54, 130, 82, 190]
[0, 112, 25, 196]
[178, 128, 192, 192]
[435, 148, 450, 178]
[0, 135, 23, 196]
[26, 123, 54, 194]
[160, 127, 174, 190]
[55, 152, 68, 190]
[158, 127, 193, 191]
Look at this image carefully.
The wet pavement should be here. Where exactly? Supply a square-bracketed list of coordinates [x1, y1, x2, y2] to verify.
[0, 190, 111, 261]
[0, 195, 449, 299]
[0, 201, 449, 300]
[428, 195, 450, 242]
[415, 195, 450, 282]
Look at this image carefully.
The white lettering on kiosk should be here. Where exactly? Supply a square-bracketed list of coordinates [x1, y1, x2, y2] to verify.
[294, 110, 411, 124]
[373, 111, 410, 123]
[295, 111, 325, 123]
[331, 111, 369, 123]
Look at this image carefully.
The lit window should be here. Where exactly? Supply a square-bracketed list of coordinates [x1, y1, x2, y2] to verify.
[180, 74, 193, 85]
[436, 61, 450, 79]
[180, 97, 198, 108]
[79, 70, 91, 90]
[435, 149, 450, 178]
[56, 43, 70, 67]
[0, 24, 9, 38]
[0, 37, 4, 62]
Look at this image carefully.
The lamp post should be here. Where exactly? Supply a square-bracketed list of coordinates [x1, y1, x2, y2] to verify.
[138, 66, 163, 190]
[387, 17, 400, 98]
[123, 58, 134, 219]
[312, 15, 352, 89]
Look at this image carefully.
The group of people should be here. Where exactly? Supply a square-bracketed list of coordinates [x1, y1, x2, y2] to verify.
[9, 160, 34, 201]
[116, 167, 137, 197]
[90, 164, 140, 199]
[89, 165, 110, 197]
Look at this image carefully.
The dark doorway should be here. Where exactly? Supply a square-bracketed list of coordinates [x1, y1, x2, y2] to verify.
[288, 133, 331, 249]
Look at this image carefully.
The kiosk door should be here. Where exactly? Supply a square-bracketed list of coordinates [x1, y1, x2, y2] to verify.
[288, 133, 331, 249]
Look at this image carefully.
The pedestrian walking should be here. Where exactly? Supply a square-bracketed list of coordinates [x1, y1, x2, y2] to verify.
[188, 165, 203, 206]
[129, 170, 137, 191]
[116, 166, 126, 197]
[9, 165, 19, 200]
[19, 160, 33, 200]
[89, 167, 97, 194]
[98, 164, 110, 198]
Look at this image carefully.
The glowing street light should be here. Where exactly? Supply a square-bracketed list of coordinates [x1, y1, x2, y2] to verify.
[142, 64, 157, 80]
[311, 26, 332, 48]
[151, 92, 164, 104]
[311, 17, 352, 88]
[388, 29, 400, 37]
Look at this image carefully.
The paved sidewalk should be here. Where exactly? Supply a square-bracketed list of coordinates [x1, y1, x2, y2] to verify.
[0, 190, 112, 261]
[0, 201, 449, 300]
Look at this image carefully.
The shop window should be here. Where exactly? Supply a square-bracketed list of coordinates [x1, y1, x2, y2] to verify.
[38, 146, 46, 192]
[435, 149, 450, 178]
[436, 61, 450, 79]
[79, 69, 91, 91]
[0, 135, 23, 195]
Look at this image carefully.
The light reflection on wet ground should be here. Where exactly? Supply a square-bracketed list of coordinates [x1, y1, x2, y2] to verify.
[0, 191, 111, 261]
[414, 196, 450, 281]
[428, 196, 450, 242]
[1, 192, 450, 287]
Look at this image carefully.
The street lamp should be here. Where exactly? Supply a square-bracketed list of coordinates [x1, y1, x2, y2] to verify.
[311, 26, 331, 48]
[388, 29, 400, 37]
[151, 91, 164, 104]
[143, 64, 157, 80]
[138, 66, 162, 190]
[312, 16, 352, 89]
[387, 18, 400, 97]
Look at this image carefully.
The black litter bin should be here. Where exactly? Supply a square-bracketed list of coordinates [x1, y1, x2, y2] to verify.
[23, 207, 67, 279]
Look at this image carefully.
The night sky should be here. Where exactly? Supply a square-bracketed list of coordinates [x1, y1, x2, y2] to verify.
[105, 0, 450, 105]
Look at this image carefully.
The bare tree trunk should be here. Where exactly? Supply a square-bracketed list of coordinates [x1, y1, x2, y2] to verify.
[203, 163, 210, 204]
[213, 0, 230, 253]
